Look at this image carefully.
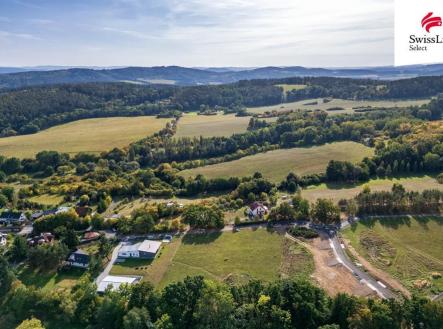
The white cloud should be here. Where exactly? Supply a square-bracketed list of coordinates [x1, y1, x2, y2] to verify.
[0, 30, 40, 40]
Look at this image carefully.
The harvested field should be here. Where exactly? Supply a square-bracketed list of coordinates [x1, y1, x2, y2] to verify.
[175, 113, 250, 138]
[0, 116, 169, 158]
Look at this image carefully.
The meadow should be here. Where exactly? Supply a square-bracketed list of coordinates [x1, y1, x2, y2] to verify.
[157, 229, 313, 288]
[180, 141, 374, 182]
[0, 116, 169, 158]
[247, 98, 429, 115]
[342, 216, 443, 296]
[175, 113, 251, 138]
[301, 175, 443, 202]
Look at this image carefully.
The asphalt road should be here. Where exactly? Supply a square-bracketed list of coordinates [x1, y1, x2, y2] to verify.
[328, 232, 397, 299]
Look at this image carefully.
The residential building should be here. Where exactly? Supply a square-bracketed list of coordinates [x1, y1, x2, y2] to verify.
[118, 240, 161, 259]
[67, 249, 90, 268]
[246, 202, 269, 218]
[27, 232, 54, 246]
[97, 275, 141, 293]
[0, 211, 26, 225]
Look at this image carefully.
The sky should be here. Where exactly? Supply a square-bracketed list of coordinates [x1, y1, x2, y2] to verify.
[0, 0, 394, 68]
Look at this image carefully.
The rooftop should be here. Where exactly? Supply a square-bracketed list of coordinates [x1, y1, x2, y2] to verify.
[119, 240, 161, 254]
[97, 275, 140, 292]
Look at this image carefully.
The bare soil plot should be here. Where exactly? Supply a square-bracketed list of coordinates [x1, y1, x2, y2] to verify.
[296, 236, 375, 297]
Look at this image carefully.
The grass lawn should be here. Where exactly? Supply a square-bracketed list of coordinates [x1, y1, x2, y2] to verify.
[180, 141, 373, 182]
[17, 265, 85, 290]
[0, 116, 169, 158]
[110, 238, 183, 287]
[29, 194, 64, 206]
[302, 175, 442, 203]
[175, 113, 250, 138]
[342, 216, 443, 296]
[158, 228, 313, 288]
[248, 98, 429, 115]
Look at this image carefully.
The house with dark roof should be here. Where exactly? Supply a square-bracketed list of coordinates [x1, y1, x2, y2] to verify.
[0, 211, 26, 225]
[67, 249, 90, 268]
[246, 202, 269, 218]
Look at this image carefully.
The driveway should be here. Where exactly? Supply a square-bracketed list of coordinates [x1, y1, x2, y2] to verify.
[95, 242, 122, 285]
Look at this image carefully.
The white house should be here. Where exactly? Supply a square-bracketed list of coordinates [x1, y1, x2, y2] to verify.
[246, 202, 269, 218]
[118, 240, 161, 259]
[97, 275, 141, 293]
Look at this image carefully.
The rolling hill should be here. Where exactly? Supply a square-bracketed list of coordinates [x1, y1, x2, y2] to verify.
[3, 64, 443, 89]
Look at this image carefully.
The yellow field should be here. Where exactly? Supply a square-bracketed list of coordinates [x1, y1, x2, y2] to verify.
[248, 98, 429, 115]
[180, 141, 373, 182]
[175, 113, 250, 138]
[0, 116, 169, 158]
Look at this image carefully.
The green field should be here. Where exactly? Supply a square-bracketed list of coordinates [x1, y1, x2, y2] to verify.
[342, 216, 443, 296]
[158, 229, 313, 288]
[248, 98, 429, 115]
[276, 84, 307, 92]
[175, 113, 250, 138]
[17, 265, 85, 290]
[180, 141, 373, 182]
[0, 116, 169, 158]
[302, 175, 443, 202]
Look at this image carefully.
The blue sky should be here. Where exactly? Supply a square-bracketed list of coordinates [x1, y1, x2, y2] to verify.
[0, 0, 394, 67]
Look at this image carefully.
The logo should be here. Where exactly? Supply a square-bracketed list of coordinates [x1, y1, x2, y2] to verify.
[421, 12, 442, 32]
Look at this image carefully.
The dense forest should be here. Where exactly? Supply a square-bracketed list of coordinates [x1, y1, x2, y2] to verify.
[1, 258, 443, 329]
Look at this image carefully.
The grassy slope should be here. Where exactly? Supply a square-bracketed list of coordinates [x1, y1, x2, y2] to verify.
[302, 175, 442, 202]
[0, 116, 169, 158]
[180, 141, 374, 182]
[158, 229, 313, 288]
[248, 98, 429, 115]
[175, 113, 250, 138]
[342, 216, 443, 296]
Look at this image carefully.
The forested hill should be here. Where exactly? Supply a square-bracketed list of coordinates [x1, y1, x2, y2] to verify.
[1, 75, 443, 137]
[3, 64, 443, 89]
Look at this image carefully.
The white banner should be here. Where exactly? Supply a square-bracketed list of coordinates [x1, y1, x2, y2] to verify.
[395, 0, 443, 65]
